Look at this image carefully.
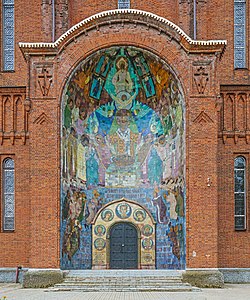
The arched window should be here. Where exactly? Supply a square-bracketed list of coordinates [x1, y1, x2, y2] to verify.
[234, 0, 246, 69]
[2, 0, 15, 71]
[118, 0, 130, 9]
[234, 156, 246, 230]
[2, 158, 15, 231]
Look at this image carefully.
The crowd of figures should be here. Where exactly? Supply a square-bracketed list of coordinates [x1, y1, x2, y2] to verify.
[61, 46, 186, 268]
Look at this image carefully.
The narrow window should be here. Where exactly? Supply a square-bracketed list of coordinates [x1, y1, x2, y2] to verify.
[2, 158, 15, 231]
[2, 0, 15, 71]
[234, 0, 246, 69]
[118, 0, 130, 9]
[234, 156, 246, 230]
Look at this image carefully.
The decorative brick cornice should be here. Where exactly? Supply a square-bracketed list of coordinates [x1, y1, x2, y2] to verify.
[19, 9, 226, 56]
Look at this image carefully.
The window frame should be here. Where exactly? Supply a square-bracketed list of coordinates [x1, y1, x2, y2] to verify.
[2, 0, 15, 72]
[118, 0, 130, 9]
[234, 0, 247, 69]
[234, 155, 247, 231]
[1, 157, 15, 232]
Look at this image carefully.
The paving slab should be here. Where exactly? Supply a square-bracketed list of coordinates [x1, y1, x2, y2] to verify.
[0, 283, 250, 300]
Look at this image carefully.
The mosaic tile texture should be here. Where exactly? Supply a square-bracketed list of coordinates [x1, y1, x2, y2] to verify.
[61, 46, 185, 270]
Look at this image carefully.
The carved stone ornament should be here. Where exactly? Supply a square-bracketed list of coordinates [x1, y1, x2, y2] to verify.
[37, 67, 53, 97]
[193, 66, 209, 95]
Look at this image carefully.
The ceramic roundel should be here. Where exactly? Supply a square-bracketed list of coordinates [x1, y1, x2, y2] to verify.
[94, 238, 106, 250]
[101, 209, 114, 222]
[94, 224, 106, 236]
[133, 209, 146, 222]
[115, 202, 132, 219]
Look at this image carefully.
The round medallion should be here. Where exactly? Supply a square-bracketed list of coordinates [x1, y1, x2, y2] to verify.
[143, 254, 153, 262]
[101, 209, 114, 222]
[94, 225, 106, 236]
[142, 238, 154, 250]
[94, 238, 106, 251]
[133, 209, 146, 222]
[142, 224, 153, 236]
[115, 202, 132, 219]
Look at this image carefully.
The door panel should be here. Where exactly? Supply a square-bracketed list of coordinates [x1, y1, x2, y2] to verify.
[110, 223, 138, 269]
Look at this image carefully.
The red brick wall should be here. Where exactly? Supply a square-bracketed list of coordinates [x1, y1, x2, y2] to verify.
[0, 145, 30, 267]
[0, 1, 249, 270]
[69, 0, 179, 28]
[218, 139, 250, 268]
[218, 87, 250, 268]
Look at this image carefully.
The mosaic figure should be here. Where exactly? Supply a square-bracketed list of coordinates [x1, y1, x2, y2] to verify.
[85, 190, 102, 225]
[94, 238, 106, 251]
[76, 134, 89, 183]
[168, 224, 180, 260]
[108, 110, 139, 167]
[115, 203, 132, 219]
[133, 209, 146, 222]
[151, 187, 169, 224]
[165, 191, 178, 220]
[112, 57, 133, 94]
[175, 186, 184, 217]
[142, 238, 154, 250]
[67, 127, 78, 178]
[94, 225, 106, 237]
[101, 209, 114, 222]
[142, 224, 153, 236]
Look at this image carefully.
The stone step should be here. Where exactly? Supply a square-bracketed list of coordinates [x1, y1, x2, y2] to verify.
[67, 270, 182, 276]
[56, 281, 188, 287]
[48, 270, 198, 293]
[50, 285, 194, 292]
[64, 277, 183, 282]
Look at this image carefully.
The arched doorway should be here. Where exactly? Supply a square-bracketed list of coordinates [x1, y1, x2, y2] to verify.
[110, 222, 138, 269]
[92, 199, 155, 269]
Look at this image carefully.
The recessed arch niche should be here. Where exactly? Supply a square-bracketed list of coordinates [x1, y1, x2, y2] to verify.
[61, 46, 186, 270]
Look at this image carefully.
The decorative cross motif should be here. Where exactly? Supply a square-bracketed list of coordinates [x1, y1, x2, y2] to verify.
[193, 66, 209, 94]
[38, 67, 52, 96]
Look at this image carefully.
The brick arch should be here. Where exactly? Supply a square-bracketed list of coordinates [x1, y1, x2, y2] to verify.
[56, 32, 189, 107]
[19, 10, 226, 109]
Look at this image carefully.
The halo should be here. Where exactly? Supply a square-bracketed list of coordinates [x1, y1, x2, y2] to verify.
[116, 57, 128, 70]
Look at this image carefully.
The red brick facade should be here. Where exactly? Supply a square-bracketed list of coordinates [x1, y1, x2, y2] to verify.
[0, 1, 249, 271]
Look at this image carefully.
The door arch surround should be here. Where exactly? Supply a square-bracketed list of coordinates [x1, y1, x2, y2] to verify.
[92, 198, 156, 269]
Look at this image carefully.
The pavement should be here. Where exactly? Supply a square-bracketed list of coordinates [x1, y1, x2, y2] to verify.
[0, 283, 250, 300]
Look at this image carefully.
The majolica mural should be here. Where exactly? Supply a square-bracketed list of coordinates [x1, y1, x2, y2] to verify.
[61, 46, 185, 270]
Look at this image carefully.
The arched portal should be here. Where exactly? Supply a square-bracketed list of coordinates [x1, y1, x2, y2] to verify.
[92, 199, 156, 269]
[60, 46, 186, 270]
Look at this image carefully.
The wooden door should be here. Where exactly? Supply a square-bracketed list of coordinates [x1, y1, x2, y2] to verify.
[110, 222, 138, 269]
